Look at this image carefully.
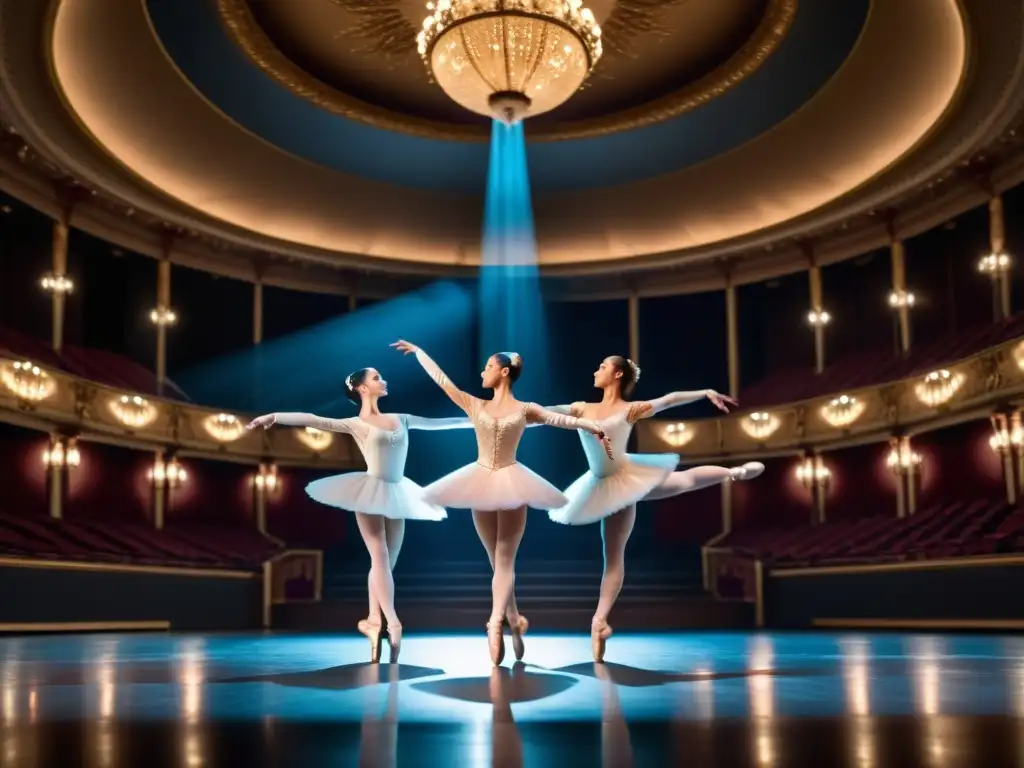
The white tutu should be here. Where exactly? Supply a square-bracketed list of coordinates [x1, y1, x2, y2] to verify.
[422, 462, 568, 511]
[548, 453, 679, 525]
[305, 472, 447, 521]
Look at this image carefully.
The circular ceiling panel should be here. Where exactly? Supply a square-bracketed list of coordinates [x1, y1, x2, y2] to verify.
[47, 0, 967, 267]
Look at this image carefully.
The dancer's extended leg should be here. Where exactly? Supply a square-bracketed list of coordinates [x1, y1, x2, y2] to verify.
[355, 513, 401, 662]
[591, 505, 636, 662]
[642, 462, 764, 502]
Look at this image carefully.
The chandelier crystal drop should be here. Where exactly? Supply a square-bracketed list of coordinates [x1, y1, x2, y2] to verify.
[417, 0, 603, 124]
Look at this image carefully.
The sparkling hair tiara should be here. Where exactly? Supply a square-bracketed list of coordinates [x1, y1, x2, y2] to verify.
[344, 374, 355, 391]
[506, 352, 522, 367]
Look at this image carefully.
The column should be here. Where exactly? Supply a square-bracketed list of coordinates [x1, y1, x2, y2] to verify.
[989, 195, 1011, 320]
[627, 290, 640, 365]
[725, 282, 739, 399]
[252, 281, 263, 345]
[49, 217, 70, 352]
[47, 434, 63, 520]
[254, 463, 268, 535]
[889, 238, 912, 354]
[720, 482, 732, 535]
[155, 258, 171, 395]
[808, 263, 826, 374]
[152, 450, 166, 530]
[348, 293, 358, 313]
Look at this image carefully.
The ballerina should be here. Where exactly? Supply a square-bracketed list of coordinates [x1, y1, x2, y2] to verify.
[391, 340, 613, 665]
[545, 356, 764, 661]
[246, 366, 473, 663]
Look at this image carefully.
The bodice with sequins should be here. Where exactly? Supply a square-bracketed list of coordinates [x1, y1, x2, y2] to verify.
[472, 404, 528, 471]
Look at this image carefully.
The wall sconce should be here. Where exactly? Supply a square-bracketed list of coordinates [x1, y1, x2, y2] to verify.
[109, 394, 158, 429]
[807, 308, 831, 327]
[740, 411, 780, 441]
[914, 369, 964, 408]
[977, 252, 1011, 275]
[204, 413, 244, 442]
[663, 422, 694, 448]
[886, 438, 922, 474]
[795, 455, 831, 488]
[1, 360, 56, 402]
[297, 426, 333, 452]
[887, 290, 916, 309]
[42, 437, 80, 470]
[989, 411, 1023, 503]
[148, 456, 186, 489]
[254, 464, 280, 494]
[1014, 341, 1024, 373]
[887, 436, 921, 517]
[40, 273, 73, 294]
[820, 394, 865, 428]
[149, 306, 177, 326]
[795, 454, 830, 524]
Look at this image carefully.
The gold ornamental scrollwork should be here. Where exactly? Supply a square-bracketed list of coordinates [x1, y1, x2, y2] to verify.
[215, 0, 797, 141]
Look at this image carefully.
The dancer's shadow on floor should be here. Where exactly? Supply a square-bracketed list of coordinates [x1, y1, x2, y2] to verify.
[548, 662, 823, 688]
[219, 662, 445, 691]
[412, 662, 578, 705]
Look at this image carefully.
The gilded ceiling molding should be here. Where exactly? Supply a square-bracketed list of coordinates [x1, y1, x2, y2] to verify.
[215, 0, 797, 141]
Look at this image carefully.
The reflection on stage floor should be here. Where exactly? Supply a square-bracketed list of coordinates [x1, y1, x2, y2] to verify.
[0, 631, 1021, 766]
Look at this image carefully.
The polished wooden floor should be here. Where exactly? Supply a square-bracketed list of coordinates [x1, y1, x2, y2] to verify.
[0, 630, 1021, 766]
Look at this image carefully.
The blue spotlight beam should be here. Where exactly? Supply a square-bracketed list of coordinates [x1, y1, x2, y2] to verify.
[175, 282, 475, 414]
[479, 120, 551, 404]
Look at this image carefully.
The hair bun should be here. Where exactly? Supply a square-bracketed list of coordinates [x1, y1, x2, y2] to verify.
[627, 359, 641, 382]
[344, 374, 355, 391]
[507, 352, 522, 368]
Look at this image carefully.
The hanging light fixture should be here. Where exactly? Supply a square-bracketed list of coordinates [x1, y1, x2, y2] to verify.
[417, 0, 603, 124]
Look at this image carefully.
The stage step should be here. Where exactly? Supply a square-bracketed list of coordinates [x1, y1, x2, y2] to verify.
[321, 557, 707, 601]
[274, 595, 753, 632]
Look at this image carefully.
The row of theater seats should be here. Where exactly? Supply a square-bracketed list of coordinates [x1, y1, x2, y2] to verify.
[0, 511, 281, 570]
[740, 313, 1024, 408]
[719, 497, 1024, 567]
[0, 326, 189, 401]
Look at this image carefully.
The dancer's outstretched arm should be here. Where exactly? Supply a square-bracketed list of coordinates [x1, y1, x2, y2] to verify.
[526, 402, 581, 427]
[402, 414, 473, 431]
[391, 340, 479, 415]
[628, 389, 736, 422]
[524, 403, 614, 458]
[246, 412, 357, 433]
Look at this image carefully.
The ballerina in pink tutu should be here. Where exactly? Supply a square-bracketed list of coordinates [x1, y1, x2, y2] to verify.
[391, 339, 613, 665]
[545, 356, 764, 661]
[246, 367, 473, 663]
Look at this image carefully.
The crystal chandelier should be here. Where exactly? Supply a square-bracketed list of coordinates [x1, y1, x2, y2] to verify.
[417, 0, 603, 124]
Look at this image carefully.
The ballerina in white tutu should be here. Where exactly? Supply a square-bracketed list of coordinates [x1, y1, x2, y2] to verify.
[544, 356, 764, 661]
[246, 366, 472, 663]
[391, 339, 613, 665]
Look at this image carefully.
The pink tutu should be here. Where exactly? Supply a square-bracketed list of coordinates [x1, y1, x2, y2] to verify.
[548, 453, 679, 525]
[305, 473, 447, 521]
[422, 462, 568, 511]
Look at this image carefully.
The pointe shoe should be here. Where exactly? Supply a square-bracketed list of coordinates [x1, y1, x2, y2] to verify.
[486, 619, 506, 666]
[387, 623, 402, 664]
[730, 461, 765, 482]
[509, 615, 529, 661]
[357, 619, 384, 663]
[591, 618, 613, 663]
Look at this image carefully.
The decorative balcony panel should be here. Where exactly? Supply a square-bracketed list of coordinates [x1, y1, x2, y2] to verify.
[0, 355, 361, 468]
[637, 338, 1024, 461]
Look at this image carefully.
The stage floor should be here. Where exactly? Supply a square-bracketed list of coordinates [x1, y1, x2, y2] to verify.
[0, 630, 1021, 766]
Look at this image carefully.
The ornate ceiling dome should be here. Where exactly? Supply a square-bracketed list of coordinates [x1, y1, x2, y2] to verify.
[1, 0, 1022, 298]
